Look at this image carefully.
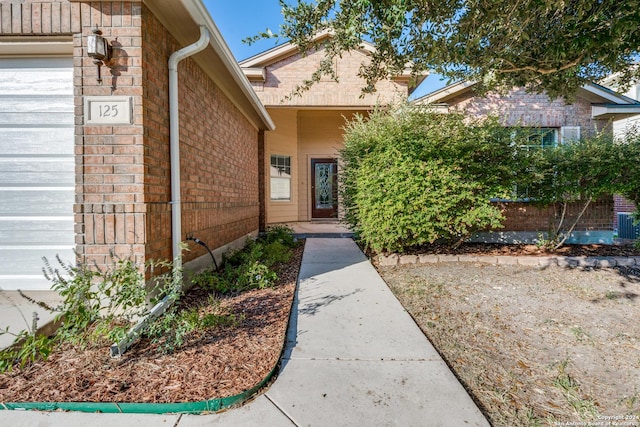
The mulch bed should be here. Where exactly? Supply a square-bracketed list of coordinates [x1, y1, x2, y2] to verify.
[0, 243, 304, 403]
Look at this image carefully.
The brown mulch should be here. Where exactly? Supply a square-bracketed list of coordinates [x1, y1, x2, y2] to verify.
[0, 243, 304, 403]
[401, 241, 640, 258]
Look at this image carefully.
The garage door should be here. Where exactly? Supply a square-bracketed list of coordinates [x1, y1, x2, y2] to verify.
[0, 57, 74, 290]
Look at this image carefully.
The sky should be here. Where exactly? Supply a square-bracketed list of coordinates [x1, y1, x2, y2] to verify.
[203, 0, 447, 99]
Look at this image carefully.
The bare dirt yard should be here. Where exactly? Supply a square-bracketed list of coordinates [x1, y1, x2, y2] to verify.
[378, 260, 640, 426]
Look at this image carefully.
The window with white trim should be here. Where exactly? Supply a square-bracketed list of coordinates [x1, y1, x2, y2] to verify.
[560, 126, 580, 143]
[270, 154, 291, 201]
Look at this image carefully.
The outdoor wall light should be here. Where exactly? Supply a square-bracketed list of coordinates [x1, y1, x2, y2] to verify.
[87, 26, 112, 84]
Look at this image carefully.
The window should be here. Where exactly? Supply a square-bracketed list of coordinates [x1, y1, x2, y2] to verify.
[270, 154, 291, 201]
[521, 127, 558, 148]
[504, 128, 560, 201]
[560, 126, 580, 143]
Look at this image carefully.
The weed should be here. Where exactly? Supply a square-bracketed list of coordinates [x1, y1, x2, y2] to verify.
[570, 326, 593, 344]
[0, 290, 55, 373]
[43, 254, 173, 346]
[522, 407, 542, 427]
[146, 297, 240, 354]
[617, 390, 639, 411]
[552, 359, 599, 420]
[0, 331, 54, 372]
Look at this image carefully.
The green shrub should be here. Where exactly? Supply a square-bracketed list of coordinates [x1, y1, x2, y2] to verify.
[355, 153, 504, 253]
[521, 130, 640, 249]
[192, 227, 296, 295]
[262, 241, 292, 266]
[264, 224, 297, 248]
[340, 104, 522, 253]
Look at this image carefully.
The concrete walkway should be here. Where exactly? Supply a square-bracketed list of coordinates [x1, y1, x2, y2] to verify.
[3, 238, 489, 427]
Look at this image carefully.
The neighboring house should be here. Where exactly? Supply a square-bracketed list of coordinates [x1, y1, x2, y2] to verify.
[0, 0, 274, 290]
[600, 76, 640, 234]
[413, 81, 640, 243]
[239, 32, 424, 226]
[600, 76, 640, 138]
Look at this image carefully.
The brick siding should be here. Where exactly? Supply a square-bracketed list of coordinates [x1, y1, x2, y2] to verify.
[613, 195, 637, 230]
[447, 88, 611, 135]
[1, 1, 261, 271]
[496, 198, 614, 232]
[73, 1, 146, 268]
[0, 0, 81, 34]
[252, 46, 409, 107]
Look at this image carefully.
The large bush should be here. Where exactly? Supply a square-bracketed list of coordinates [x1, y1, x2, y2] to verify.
[341, 105, 523, 253]
[341, 105, 640, 253]
[522, 128, 640, 248]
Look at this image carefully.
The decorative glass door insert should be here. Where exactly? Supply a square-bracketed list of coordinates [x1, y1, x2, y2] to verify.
[311, 158, 338, 218]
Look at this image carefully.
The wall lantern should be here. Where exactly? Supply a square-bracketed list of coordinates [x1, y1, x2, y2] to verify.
[87, 26, 112, 84]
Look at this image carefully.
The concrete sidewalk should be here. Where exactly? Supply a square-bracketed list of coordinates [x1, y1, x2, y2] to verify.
[3, 238, 489, 427]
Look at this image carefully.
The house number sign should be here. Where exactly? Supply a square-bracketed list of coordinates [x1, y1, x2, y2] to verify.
[84, 96, 133, 125]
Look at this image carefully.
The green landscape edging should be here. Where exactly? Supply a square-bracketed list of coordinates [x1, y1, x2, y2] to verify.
[0, 360, 278, 414]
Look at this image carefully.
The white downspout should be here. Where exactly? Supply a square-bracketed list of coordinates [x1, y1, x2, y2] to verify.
[109, 26, 211, 358]
[169, 25, 210, 273]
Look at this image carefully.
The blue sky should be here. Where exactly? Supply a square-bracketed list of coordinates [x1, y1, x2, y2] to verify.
[203, 0, 447, 98]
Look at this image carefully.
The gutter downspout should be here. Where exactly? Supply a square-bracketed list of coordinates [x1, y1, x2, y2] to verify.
[169, 25, 210, 273]
[110, 27, 210, 358]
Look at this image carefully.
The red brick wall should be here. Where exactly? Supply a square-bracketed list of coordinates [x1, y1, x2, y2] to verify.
[74, 1, 147, 268]
[496, 198, 614, 232]
[613, 195, 637, 230]
[140, 7, 260, 265]
[0, 1, 261, 270]
[448, 88, 611, 136]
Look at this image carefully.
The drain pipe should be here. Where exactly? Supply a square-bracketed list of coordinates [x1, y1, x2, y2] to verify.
[110, 27, 210, 358]
[169, 25, 210, 274]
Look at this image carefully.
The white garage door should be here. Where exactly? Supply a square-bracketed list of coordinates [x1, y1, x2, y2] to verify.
[0, 57, 74, 290]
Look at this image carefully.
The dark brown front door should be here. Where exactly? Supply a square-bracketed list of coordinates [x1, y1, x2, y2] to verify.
[311, 158, 338, 219]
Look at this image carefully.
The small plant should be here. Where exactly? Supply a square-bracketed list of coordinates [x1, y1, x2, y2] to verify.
[0, 330, 54, 373]
[264, 224, 297, 248]
[193, 227, 296, 295]
[42, 253, 173, 346]
[570, 326, 593, 344]
[552, 359, 599, 420]
[43, 255, 101, 344]
[146, 296, 240, 354]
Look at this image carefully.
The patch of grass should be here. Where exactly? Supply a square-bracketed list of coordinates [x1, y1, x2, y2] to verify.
[570, 326, 593, 344]
[552, 359, 599, 420]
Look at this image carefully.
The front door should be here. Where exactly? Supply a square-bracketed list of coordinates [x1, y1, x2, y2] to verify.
[311, 158, 338, 219]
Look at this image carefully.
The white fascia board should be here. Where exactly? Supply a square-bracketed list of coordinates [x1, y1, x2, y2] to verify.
[592, 104, 640, 120]
[582, 82, 638, 105]
[240, 30, 334, 67]
[413, 81, 476, 104]
[179, 0, 275, 130]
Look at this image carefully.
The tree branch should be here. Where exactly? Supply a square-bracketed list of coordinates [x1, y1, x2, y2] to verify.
[498, 54, 585, 75]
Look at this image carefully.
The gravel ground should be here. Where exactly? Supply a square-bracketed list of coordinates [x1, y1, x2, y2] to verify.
[378, 261, 640, 426]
